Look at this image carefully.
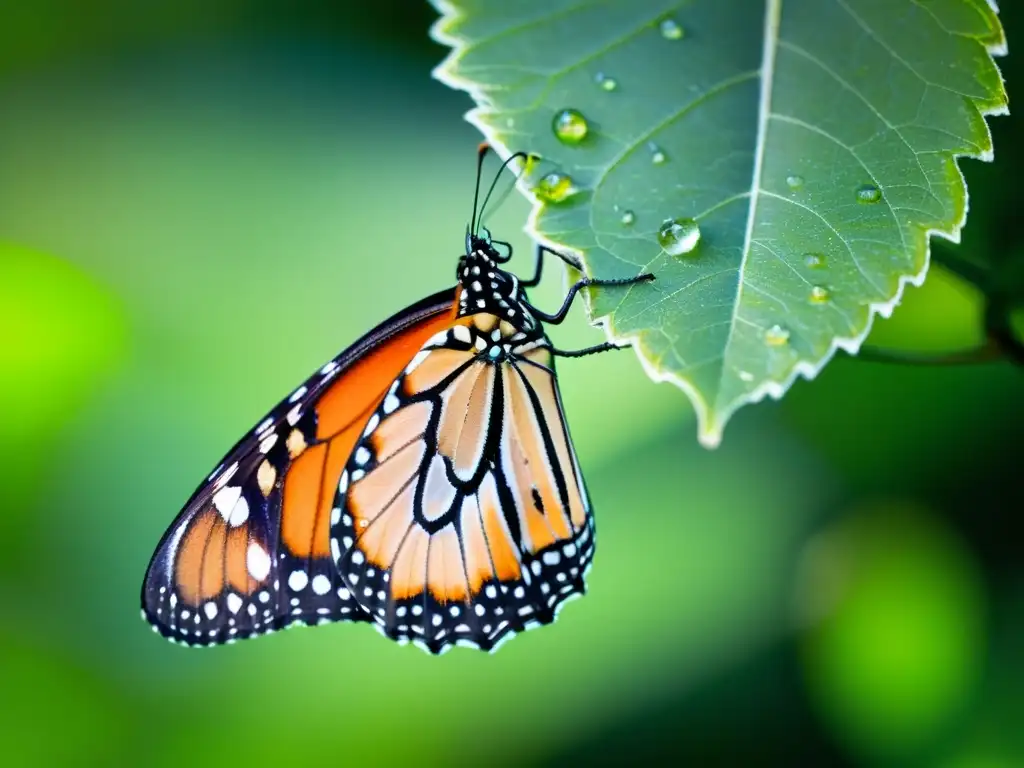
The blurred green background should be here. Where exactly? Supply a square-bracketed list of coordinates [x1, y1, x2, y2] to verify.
[1, 3, 1022, 766]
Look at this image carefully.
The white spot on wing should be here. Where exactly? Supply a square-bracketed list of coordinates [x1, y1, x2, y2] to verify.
[288, 386, 308, 403]
[246, 542, 271, 581]
[227, 496, 249, 527]
[311, 575, 331, 595]
[212, 486, 242, 522]
[405, 350, 430, 373]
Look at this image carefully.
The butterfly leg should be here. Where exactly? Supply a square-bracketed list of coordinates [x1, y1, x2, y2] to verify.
[521, 243, 584, 287]
[525, 272, 655, 325]
[489, 238, 515, 264]
[551, 342, 624, 358]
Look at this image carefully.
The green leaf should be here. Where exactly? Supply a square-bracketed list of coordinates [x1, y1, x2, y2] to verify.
[429, 0, 1008, 446]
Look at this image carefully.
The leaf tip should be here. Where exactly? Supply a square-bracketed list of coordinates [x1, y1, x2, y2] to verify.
[697, 425, 724, 450]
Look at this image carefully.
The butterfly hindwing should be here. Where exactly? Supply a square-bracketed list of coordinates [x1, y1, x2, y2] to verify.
[329, 313, 596, 654]
[141, 289, 459, 645]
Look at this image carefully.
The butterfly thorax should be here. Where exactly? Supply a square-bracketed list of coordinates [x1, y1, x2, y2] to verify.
[456, 244, 538, 334]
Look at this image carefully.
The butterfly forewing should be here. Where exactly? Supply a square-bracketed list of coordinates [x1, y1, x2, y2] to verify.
[329, 313, 595, 654]
[141, 289, 459, 645]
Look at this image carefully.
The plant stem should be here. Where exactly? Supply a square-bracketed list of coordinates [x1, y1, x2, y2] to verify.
[931, 242, 990, 288]
[852, 341, 1004, 366]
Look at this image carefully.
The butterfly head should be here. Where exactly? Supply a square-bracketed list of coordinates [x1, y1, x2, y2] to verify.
[456, 228, 534, 330]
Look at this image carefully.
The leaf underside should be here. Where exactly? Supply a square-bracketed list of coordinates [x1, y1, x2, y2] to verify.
[430, 0, 1008, 446]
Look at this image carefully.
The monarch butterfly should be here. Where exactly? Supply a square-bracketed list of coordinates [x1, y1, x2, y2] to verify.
[140, 144, 654, 655]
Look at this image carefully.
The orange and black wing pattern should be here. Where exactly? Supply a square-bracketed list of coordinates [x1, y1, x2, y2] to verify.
[141, 288, 459, 646]
[329, 312, 595, 654]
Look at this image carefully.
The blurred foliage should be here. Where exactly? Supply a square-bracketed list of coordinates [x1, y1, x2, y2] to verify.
[796, 501, 987, 762]
[0, 2, 1021, 767]
[0, 243, 126, 444]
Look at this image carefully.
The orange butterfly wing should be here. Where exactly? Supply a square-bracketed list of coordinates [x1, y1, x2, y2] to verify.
[141, 288, 461, 645]
[328, 313, 595, 654]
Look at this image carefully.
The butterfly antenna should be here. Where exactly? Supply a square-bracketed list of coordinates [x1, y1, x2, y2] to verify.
[469, 143, 491, 237]
[477, 150, 530, 233]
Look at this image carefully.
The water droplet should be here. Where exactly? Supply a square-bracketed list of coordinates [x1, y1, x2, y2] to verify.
[809, 285, 831, 304]
[534, 172, 576, 204]
[764, 324, 791, 346]
[649, 143, 667, 165]
[856, 184, 882, 203]
[659, 18, 684, 40]
[620, 210, 635, 226]
[738, 370, 755, 382]
[552, 108, 589, 145]
[657, 218, 701, 257]
[595, 72, 618, 91]
[804, 253, 826, 269]
[786, 175, 805, 190]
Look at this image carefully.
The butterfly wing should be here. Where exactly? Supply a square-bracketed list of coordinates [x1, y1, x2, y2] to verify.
[328, 313, 595, 654]
[141, 288, 459, 646]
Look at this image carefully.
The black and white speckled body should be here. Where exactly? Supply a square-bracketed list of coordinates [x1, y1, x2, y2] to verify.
[455, 243, 540, 336]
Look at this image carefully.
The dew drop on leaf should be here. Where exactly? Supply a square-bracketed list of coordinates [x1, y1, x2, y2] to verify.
[856, 184, 882, 203]
[657, 218, 701, 257]
[620, 210, 635, 226]
[786, 174, 805, 190]
[804, 253, 826, 269]
[659, 18, 684, 40]
[595, 72, 618, 91]
[649, 143, 667, 165]
[809, 285, 831, 304]
[764, 324, 791, 346]
[534, 172, 577, 204]
[738, 370, 755, 382]
[552, 108, 589, 145]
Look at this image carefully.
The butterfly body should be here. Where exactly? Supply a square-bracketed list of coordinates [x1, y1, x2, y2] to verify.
[141, 146, 651, 654]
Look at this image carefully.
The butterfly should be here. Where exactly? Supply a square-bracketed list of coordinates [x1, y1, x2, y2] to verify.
[140, 144, 654, 655]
